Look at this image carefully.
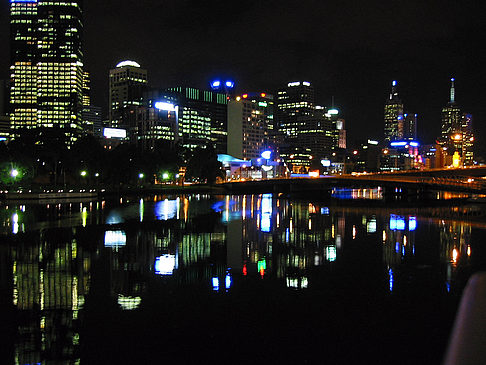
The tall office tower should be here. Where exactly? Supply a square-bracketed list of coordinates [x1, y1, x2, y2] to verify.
[228, 93, 273, 160]
[82, 71, 90, 107]
[384, 80, 404, 143]
[9, 0, 38, 133]
[178, 106, 211, 151]
[461, 113, 474, 165]
[166, 87, 228, 153]
[275, 81, 333, 172]
[440, 78, 462, 142]
[10, 0, 85, 145]
[325, 106, 346, 150]
[439, 78, 474, 165]
[402, 113, 417, 141]
[82, 106, 102, 136]
[109, 60, 148, 132]
[0, 80, 10, 140]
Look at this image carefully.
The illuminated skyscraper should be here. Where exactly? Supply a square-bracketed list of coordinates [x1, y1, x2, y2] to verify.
[109, 60, 148, 131]
[440, 79, 474, 166]
[402, 113, 417, 141]
[165, 87, 228, 153]
[228, 93, 273, 160]
[384, 80, 404, 143]
[9, 0, 85, 145]
[275, 81, 333, 172]
[440, 78, 461, 142]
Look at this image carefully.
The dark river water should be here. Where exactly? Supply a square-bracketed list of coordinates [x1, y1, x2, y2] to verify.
[1, 193, 486, 364]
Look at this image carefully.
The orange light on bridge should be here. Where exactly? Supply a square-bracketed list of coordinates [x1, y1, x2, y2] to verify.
[309, 171, 319, 178]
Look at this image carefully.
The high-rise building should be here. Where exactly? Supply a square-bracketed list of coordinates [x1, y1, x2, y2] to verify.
[275, 81, 334, 172]
[109, 60, 148, 132]
[9, 0, 85, 145]
[165, 87, 228, 153]
[82, 106, 102, 137]
[440, 78, 462, 143]
[384, 80, 404, 143]
[228, 93, 273, 160]
[439, 78, 474, 166]
[403, 113, 417, 141]
[0, 80, 9, 140]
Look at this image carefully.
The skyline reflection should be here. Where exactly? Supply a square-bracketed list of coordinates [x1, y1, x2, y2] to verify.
[0, 194, 484, 363]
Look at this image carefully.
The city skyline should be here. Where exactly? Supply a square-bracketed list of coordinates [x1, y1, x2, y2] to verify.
[1, 1, 485, 149]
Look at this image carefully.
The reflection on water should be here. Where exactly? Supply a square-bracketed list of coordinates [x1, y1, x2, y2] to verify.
[0, 194, 485, 363]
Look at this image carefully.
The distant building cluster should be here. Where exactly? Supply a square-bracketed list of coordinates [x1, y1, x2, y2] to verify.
[1, 0, 476, 175]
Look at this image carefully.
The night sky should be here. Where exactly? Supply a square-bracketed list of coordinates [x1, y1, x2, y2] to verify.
[1, 0, 485, 151]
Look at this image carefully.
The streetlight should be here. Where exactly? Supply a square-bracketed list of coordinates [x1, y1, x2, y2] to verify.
[10, 169, 19, 178]
[139, 173, 144, 179]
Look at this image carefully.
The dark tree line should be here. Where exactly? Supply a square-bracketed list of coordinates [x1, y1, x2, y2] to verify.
[0, 128, 223, 188]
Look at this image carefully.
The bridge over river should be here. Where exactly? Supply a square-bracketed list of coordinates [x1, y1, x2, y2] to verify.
[221, 166, 486, 197]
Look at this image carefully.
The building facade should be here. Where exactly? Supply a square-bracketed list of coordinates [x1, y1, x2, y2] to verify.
[228, 93, 273, 160]
[109, 60, 148, 132]
[275, 81, 335, 172]
[384, 81, 404, 143]
[166, 87, 228, 153]
[439, 79, 474, 166]
[10, 0, 85, 145]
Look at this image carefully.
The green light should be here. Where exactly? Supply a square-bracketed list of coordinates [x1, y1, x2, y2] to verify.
[258, 101, 268, 107]
[162, 173, 169, 180]
[80, 171, 87, 177]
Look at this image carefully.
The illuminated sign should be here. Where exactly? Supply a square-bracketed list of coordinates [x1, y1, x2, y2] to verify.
[321, 159, 331, 167]
[302, 81, 311, 86]
[392, 80, 397, 86]
[154, 101, 177, 112]
[368, 140, 379, 145]
[103, 128, 126, 139]
[288, 82, 300, 87]
[261, 150, 272, 160]
[328, 109, 339, 115]
[390, 141, 419, 148]
[225, 81, 235, 88]
[155, 254, 176, 275]
[116, 60, 141, 68]
[0, 137, 7, 141]
[211, 80, 221, 88]
[258, 101, 268, 107]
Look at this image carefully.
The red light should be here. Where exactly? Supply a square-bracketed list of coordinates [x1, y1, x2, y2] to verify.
[242, 94, 248, 98]
[243, 264, 247, 276]
[260, 267, 265, 278]
[226, 96, 230, 100]
[261, 93, 266, 97]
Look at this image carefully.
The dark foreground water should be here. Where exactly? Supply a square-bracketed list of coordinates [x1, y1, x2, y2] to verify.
[1, 193, 486, 364]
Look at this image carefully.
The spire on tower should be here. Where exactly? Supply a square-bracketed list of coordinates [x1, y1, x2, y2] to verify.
[390, 80, 398, 100]
[450, 78, 455, 104]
